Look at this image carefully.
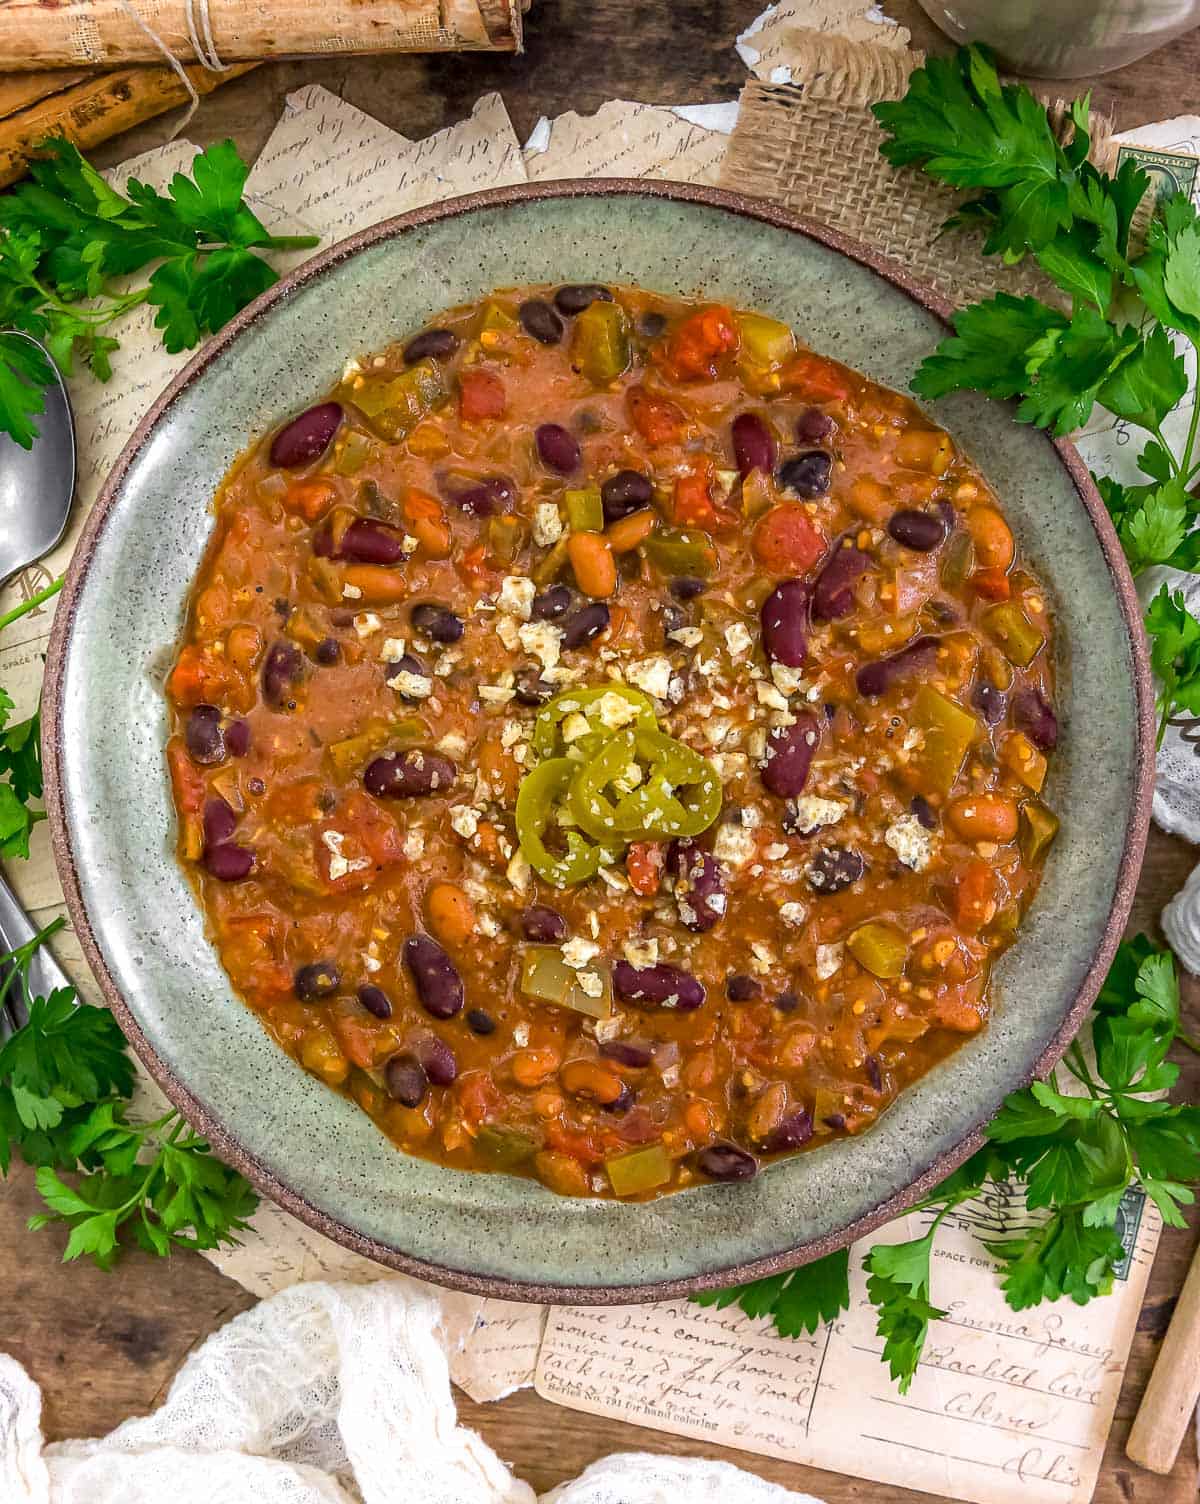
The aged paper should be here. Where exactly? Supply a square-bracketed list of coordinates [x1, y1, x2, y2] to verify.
[523, 99, 737, 186]
[536, 1188, 1161, 1504]
[736, 1, 910, 83]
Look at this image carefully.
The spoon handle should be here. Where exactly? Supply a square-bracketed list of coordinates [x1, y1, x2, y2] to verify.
[1127, 1235, 1200, 1473]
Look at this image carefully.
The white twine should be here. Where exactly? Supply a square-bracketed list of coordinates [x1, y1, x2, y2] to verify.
[115, 0, 230, 137]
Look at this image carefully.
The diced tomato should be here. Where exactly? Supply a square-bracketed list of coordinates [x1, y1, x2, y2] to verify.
[337, 790, 405, 870]
[457, 543, 494, 585]
[284, 477, 336, 521]
[626, 841, 665, 897]
[972, 567, 1012, 601]
[167, 644, 239, 708]
[952, 860, 999, 933]
[545, 1121, 612, 1164]
[657, 305, 739, 381]
[929, 987, 986, 1033]
[752, 504, 827, 573]
[627, 385, 686, 445]
[672, 462, 719, 529]
[331, 1008, 386, 1070]
[457, 1070, 506, 1127]
[458, 367, 506, 421]
[779, 352, 852, 402]
[167, 738, 205, 815]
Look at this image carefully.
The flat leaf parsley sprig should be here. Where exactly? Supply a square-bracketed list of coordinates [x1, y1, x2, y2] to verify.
[0, 135, 317, 448]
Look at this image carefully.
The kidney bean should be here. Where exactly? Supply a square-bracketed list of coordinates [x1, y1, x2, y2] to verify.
[522, 905, 568, 942]
[364, 749, 456, 798]
[294, 961, 341, 1001]
[518, 298, 564, 344]
[765, 1109, 813, 1152]
[732, 413, 777, 478]
[554, 284, 613, 315]
[262, 640, 303, 709]
[761, 712, 820, 798]
[774, 991, 800, 1013]
[600, 469, 653, 522]
[531, 584, 574, 621]
[888, 508, 946, 551]
[811, 542, 871, 622]
[203, 797, 237, 848]
[599, 1039, 654, 1068]
[449, 475, 516, 516]
[667, 839, 727, 932]
[561, 602, 610, 649]
[204, 843, 254, 881]
[911, 794, 938, 830]
[467, 1008, 496, 1035]
[695, 1143, 758, 1181]
[761, 579, 809, 667]
[357, 984, 392, 1019]
[725, 973, 761, 1002]
[513, 666, 554, 706]
[779, 450, 832, 498]
[670, 575, 707, 602]
[806, 845, 865, 894]
[269, 401, 342, 468]
[796, 408, 835, 443]
[404, 934, 465, 1018]
[972, 680, 1006, 725]
[185, 704, 225, 764]
[225, 718, 251, 756]
[855, 635, 938, 698]
[417, 1036, 458, 1086]
[385, 1054, 427, 1108]
[613, 960, 706, 1011]
[403, 328, 458, 364]
[337, 517, 407, 565]
[1014, 688, 1059, 751]
[535, 422, 581, 475]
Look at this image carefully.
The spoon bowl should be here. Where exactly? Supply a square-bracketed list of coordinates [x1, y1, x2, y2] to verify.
[0, 333, 75, 586]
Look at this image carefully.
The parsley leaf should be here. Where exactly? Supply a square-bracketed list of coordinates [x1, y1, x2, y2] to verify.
[866, 1226, 947, 1392]
[911, 293, 1067, 403]
[692, 1247, 851, 1335]
[1145, 584, 1200, 744]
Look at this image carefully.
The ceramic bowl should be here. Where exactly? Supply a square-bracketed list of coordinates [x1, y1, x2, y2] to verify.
[43, 181, 1153, 1301]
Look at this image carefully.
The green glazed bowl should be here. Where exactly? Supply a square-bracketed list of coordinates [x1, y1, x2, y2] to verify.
[43, 181, 1153, 1302]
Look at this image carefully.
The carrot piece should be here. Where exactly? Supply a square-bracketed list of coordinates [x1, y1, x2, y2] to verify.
[778, 352, 852, 401]
[952, 860, 999, 933]
[972, 567, 1012, 601]
[285, 477, 336, 521]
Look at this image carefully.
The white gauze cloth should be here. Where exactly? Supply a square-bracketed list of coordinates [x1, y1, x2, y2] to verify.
[0, 1278, 824, 1504]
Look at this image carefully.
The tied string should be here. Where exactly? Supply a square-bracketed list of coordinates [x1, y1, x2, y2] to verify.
[116, 0, 231, 135]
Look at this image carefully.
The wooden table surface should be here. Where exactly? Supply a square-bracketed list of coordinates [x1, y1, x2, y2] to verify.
[3, 2, 1200, 1499]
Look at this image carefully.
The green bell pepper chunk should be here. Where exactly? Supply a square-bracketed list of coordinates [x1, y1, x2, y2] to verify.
[984, 602, 1046, 668]
[1019, 799, 1060, 865]
[475, 1125, 538, 1170]
[565, 486, 604, 533]
[605, 1142, 672, 1197]
[572, 300, 631, 385]
[735, 312, 795, 367]
[570, 726, 722, 843]
[345, 359, 447, 440]
[531, 686, 659, 762]
[520, 947, 612, 1019]
[912, 685, 977, 795]
[643, 527, 718, 579]
[847, 921, 908, 979]
[515, 757, 605, 887]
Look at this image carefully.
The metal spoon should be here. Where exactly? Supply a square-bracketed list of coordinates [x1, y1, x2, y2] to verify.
[0, 332, 76, 1037]
[0, 331, 76, 588]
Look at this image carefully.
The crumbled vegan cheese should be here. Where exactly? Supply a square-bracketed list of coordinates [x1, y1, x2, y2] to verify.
[561, 937, 600, 969]
[518, 620, 563, 671]
[561, 711, 591, 743]
[363, 953, 382, 973]
[390, 669, 432, 700]
[576, 970, 604, 998]
[789, 795, 849, 833]
[498, 575, 535, 619]
[437, 731, 468, 759]
[380, 638, 406, 661]
[353, 613, 381, 638]
[780, 901, 807, 927]
[724, 622, 753, 660]
[756, 681, 790, 712]
[341, 583, 362, 600]
[625, 655, 672, 700]
[477, 911, 501, 938]
[478, 684, 516, 704]
[402, 830, 425, 860]
[713, 822, 756, 870]
[770, 662, 805, 695]
[494, 614, 521, 651]
[668, 625, 704, 648]
[623, 936, 659, 968]
[815, 942, 844, 980]
[532, 502, 564, 547]
[885, 813, 936, 871]
[596, 689, 641, 730]
[512, 1023, 530, 1047]
[321, 829, 369, 881]
[450, 806, 480, 840]
[506, 849, 532, 891]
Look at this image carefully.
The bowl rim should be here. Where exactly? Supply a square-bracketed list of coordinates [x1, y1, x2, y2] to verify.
[41, 176, 1155, 1303]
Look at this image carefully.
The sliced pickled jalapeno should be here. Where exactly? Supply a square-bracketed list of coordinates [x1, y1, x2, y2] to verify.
[514, 757, 607, 887]
[531, 685, 658, 761]
[570, 727, 722, 842]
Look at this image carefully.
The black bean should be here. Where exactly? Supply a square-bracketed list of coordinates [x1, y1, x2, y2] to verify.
[225, 718, 251, 757]
[513, 666, 554, 706]
[262, 640, 303, 709]
[660, 604, 687, 641]
[806, 845, 865, 894]
[358, 984, 392, 1018]
[667, 838, 727, 932]
[247, 777, 266, 796]
[731, 413, 776, 478]
[855, 635, 938, 698]
[765, 1109, 813, 1152]
[314, 637, 340, 666]
[404, 934, 464, 1019]
[554, 284, 613, 316]
[185, 704, 226, 764]
[824, 1111, 847, 1131]
[865, 1055, 884, 1092]
[203, 797, 237, 849]
[612, 960, 706, 1011]
[670, 575, 707, 602]
[796, 408, 835, 443]
[295, 961, 341, 1001]
[812, 542, 872, 622]
[335, 518, 406, 564]
[1014, 688, 1059, 751]
[695, 1143, 758, 1182]
[535, 422, 581, 475]
[888, 508, 947, 552]
[518, 298, 564, 345]
[561, 602, 611, 649]
[972, 680, 1007, 725]
[531, 584, 574, 621]
[410, 602, 465, 643]
[522, 905, 568, 942]
[364, 749, 456, 799]
[385, 1054, 427, 1108]
[725, 973, 761, 1002]
[761, 579, 809, 668]
[639, 311, 668, 339]
[449, 475, 516, 517]
[779, 451, 832, 499]
[911, 794, 939, 831]
[403, 327, 459, 364]
[204, 843, 254, 881]
[417, 1036, 458, 1086]
[600, 469, 653, 522]
[761, 712, 820, 799]
[269, 401, 342, 468]
[603, 1083, 635, 1114]
[467, 1008, 496, 1036]
[773, 991, 800, 1014]
[599, 1039, 654, 1068]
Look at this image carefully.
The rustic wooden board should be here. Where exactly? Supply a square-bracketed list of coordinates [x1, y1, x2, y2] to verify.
[3, 3, 1200, 1498]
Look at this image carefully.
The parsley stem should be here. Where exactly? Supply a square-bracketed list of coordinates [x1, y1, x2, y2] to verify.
[0, 915, 66, 977]
[0, 575, 64, 632]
